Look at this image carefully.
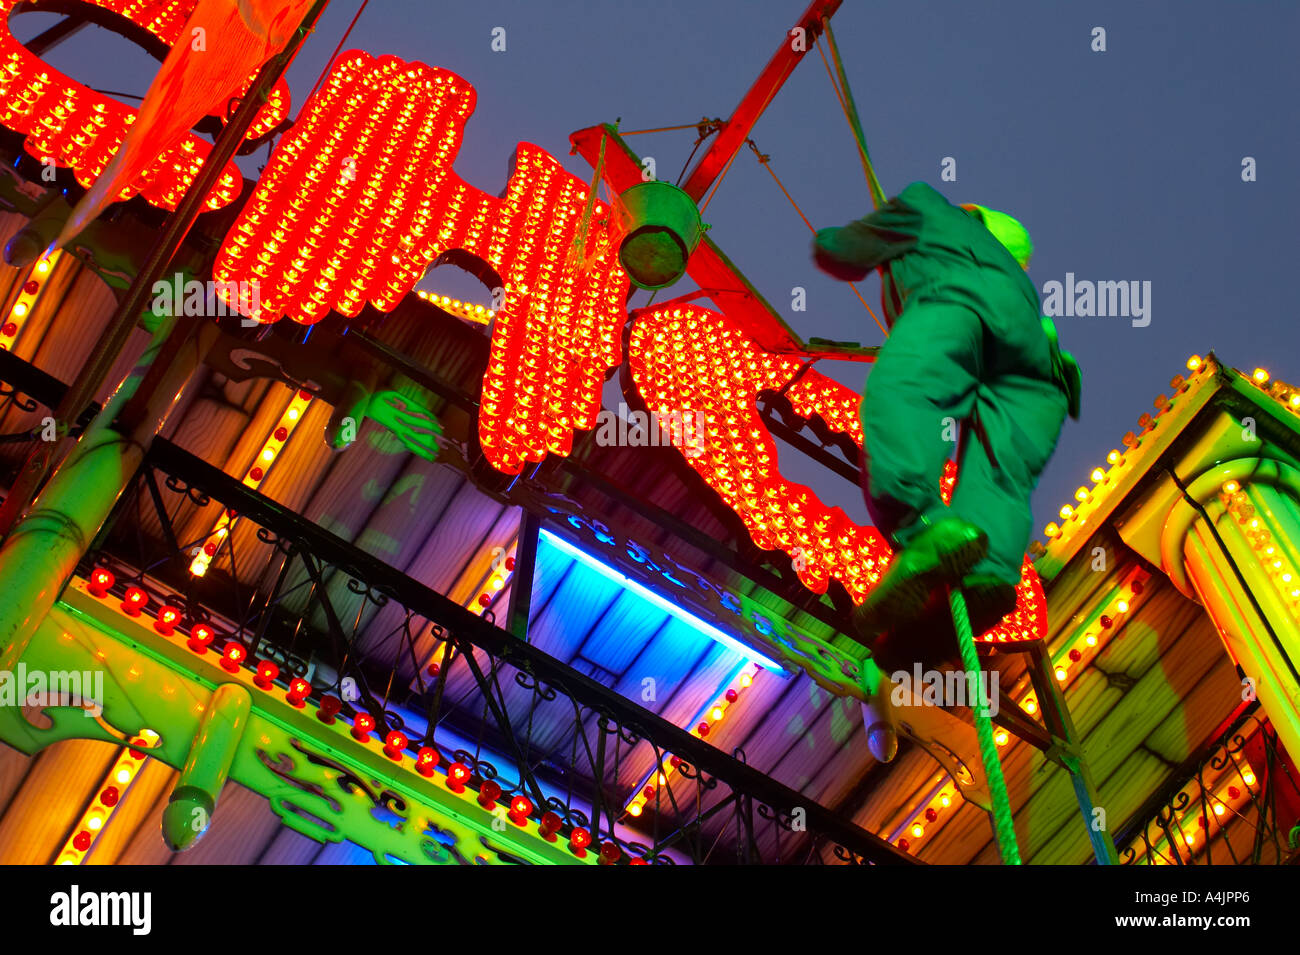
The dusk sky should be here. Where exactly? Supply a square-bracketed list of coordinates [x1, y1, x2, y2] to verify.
[17, 0, 1300, 535]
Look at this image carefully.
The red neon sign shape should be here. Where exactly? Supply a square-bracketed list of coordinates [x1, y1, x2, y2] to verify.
[0, 0, 288, 211]
[628, 302, 1046, 643]
[212, 52, 631, 475]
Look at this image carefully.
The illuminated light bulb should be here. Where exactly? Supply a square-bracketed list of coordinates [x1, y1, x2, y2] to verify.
[351, 713, 376, 742]
[1222, 480, 1240, 494]
[187, 624, 215, 653]
[1116, 599, 1130, 613]
[1253, 368, 1269, 384]
[711, 706, 724, 721]
[569, 828, 592, 855]
[1085, 633, 1098, 647]
[628, 803, 643, 817]
[1044, 522, 1060, 538]
[910, 823, 924, 838]
[35, 260, 49, 274]
[87, 814, 104, 831]
[121, 586, 148, 616]
[415, 747, 440, 777]
[1075, 487, 1088, 502]
[153, 606, 180, 636]
[253, 660, 279, 689]
[1091, 468, 1105, 483]
[1055, 666, 1068, 682]
[1213, 803, 1225, 817]
[115, 768, 131, 785]
[508, 795, 533, 826]
[939, 793, 951, 808]
[1024, 700, 1037, 714]
[11, 302, 26, 317]
[1107, 449, 1122, 465]
[1059, 505, 1074, 520]
[994, 730, 1009, 746]
[88, 567, 115, 598]
[260, 448, 275, 463]
[1242, 771, 1256, 786]
[446, 762, 470, 793]
[286, 678, 310, 707]
[383, 731, 408, 760]
[220, 642, 246, 673]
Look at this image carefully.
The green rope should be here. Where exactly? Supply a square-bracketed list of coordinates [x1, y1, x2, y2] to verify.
[822, 17, 886, 210]
[949, 586, 1022, 864]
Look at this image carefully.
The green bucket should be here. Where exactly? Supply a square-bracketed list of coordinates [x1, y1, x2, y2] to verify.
[616, 181, 704, 290]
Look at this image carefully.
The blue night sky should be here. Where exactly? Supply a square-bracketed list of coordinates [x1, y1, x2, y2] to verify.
[17, 0, 1300, 535]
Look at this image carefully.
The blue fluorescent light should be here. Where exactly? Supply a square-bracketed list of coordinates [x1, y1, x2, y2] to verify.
[539, 529, 785, 672]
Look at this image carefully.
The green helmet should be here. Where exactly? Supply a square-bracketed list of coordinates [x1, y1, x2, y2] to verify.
[960, 202, 1033, 269]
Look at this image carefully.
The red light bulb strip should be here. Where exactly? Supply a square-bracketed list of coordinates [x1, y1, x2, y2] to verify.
[190, 386, 312, 577]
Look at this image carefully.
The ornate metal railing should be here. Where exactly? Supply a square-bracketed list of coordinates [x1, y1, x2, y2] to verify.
[1114, 705, 1300, 865]
[79, 434, 913, 865]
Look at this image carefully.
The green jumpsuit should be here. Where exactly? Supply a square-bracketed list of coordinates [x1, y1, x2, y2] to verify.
[814, 181, 1078, 586]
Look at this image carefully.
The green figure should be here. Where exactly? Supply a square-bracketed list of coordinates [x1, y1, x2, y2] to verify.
[814, 182, 1080, 670]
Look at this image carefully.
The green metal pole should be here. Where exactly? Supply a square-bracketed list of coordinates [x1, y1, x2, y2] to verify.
[0, 312, 208, 675]
[949, 585, 1022, 864]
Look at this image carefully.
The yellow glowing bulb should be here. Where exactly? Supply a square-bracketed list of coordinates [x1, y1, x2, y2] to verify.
[35, 260, 49, 274]
[1243, 772, 1256, 785]
[994, 730, 1009, 746]
[1184, 831, 1195, 845]
[1091, 468, 1105, 483]
[939, 794, 951, 808]
[1253, 368, 1269, 384]
[115, 768, 130, 784]
[711, 707, 724, 721]
[287, 408, 300, 421]
[1223, 480, 1239, 494]
[1116, 599, 1129, 613]
[1075, 487, 1088, 502]
[1291, 395, 1300, 409]
[11, 302, 27, 317]
[1085, 634, 1097, 647]
[86, 815, 103, 831]
[189, 558, 208, 577]
[260, 448, 275, 462]
[1107, 449, 1121, 465]
[1055, 667, 1068, 681]
[1025, 699, 1037, 713]
[1059, 505, 1074, 520]
[739, 674, 752, 688]
[657, 773, 667, 786]
[628, 803, 643, 817]
[910, 824, 924, 838]
[1213, 803, 1225, 816]
[1044, 522, 1060, 538]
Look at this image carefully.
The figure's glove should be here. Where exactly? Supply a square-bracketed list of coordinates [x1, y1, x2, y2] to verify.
[812, 228, 871, 282]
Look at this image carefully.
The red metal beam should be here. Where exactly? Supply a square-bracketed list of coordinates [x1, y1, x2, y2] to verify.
[570, 123, 876, 359]
[680, 0, 842, 203]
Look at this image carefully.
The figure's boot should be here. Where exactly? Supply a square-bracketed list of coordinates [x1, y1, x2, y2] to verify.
[852, 517, 989, 641]
[960, 573, 1019, 635]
